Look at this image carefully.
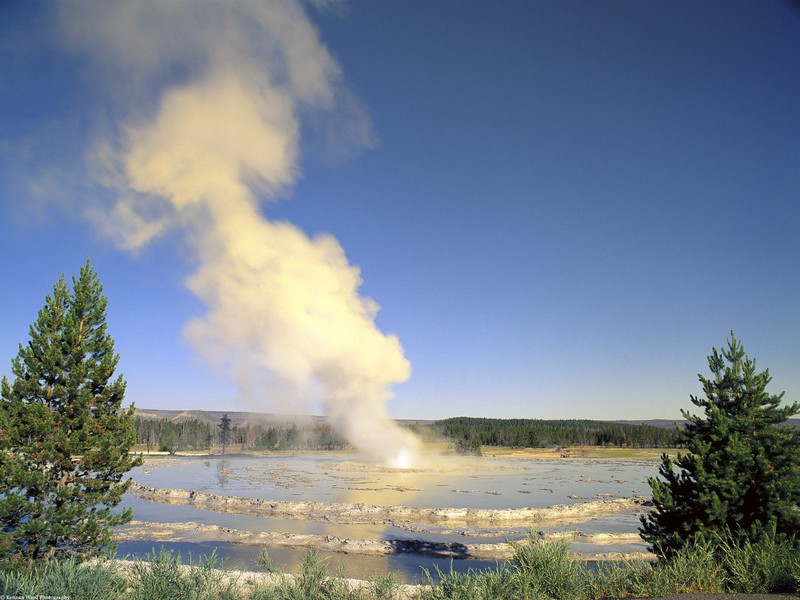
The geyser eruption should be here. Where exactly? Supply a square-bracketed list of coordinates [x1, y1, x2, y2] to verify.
[180, 195, 421, 467]
[60, 1, 420, 466]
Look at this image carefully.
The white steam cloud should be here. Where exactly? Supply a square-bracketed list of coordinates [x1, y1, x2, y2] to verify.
[58, 1, 420, 467]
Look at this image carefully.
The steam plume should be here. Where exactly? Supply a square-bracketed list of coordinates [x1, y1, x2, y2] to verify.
[59, 1, 420, 467]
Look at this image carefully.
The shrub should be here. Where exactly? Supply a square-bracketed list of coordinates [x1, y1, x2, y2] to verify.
[511, 537, 585, 600]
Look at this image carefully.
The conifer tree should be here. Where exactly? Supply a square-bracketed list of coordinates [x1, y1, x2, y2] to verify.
[219, 412, 232, 455]
[0, 260, 141, 567]
[640, 332, 800, 557]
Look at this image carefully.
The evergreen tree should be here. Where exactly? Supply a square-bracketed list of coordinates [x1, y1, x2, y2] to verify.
[218, 413, 231, 455]
[640, 332, 800, 557]
[0, 261, 141, 567]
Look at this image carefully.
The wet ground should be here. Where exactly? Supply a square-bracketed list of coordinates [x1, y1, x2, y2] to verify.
[114, 452, 658, 583]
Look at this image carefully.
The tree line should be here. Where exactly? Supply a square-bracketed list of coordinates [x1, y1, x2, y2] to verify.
[134, 414, 685, 454]
[429, 417, 684, 449]
[133, 417, 350, 453]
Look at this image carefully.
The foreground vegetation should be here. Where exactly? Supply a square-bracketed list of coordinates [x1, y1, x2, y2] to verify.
[2, 534, 799, 600]
[642, 332, 800, 557]
[425, 533, 800, 600]
[0, 261, 140, 568]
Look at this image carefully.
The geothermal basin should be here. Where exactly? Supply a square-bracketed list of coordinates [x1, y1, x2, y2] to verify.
[114, 452, 657, 583]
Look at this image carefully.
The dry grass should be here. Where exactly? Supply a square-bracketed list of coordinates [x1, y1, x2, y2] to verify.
[484, 446, 678, 461]
[130, 443, 679, 462]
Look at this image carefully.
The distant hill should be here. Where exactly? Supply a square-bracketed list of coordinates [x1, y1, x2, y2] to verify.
[610, 419, 682, 429]
[133, 408, 324, 428]
[611, 418, 800, 429]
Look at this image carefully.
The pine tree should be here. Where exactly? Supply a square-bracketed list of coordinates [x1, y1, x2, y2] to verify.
[218, 413, 231, 455]
[640, 332, 800, 557]
[0, 260, 141, 567]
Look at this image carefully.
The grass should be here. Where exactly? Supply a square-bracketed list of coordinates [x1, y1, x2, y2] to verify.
[421, 532, 800, 600]
[481, 446, 680, 461]
[0, 554, 127, 599]
[131, 444, 679, 461]
[1, 534, 798, 599]
[127, 548, 241, 600]
[0, 547, 405, 600]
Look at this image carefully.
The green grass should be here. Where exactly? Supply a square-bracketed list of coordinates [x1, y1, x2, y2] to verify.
[0, 554, 127, 599]
[1, 534, 799, 599]
[420, 532, 800, 600]
[127, 549, 240, 600]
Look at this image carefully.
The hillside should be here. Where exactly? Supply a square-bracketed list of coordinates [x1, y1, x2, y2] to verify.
[133, 408, 323, 428]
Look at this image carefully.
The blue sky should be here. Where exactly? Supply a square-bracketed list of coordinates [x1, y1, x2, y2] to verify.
[0, 0, 798, 422]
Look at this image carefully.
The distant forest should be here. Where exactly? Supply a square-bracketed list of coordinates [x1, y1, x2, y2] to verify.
[133, 414, 684, 454]
[134, 417, 349, 454]
[430, 417, 683, 450]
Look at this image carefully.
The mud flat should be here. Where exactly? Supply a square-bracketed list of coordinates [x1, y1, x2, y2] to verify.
[127, 481, 650, 530]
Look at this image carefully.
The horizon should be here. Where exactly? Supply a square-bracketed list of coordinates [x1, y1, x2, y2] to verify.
[1, 1, 798, 425]
[128, 406, 747, 427]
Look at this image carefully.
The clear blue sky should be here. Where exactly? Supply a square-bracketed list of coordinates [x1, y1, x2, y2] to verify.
[1, 0, 798, 422]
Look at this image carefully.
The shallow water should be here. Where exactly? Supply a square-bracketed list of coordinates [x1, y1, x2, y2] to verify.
[116, 453, 656, 582]
[128, 454, 655, 509]
[116, 540, 501, 584]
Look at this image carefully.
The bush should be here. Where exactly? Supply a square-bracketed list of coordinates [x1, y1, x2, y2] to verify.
[629, 538, 724, 597]
[454, 437, 483, 456]
[421, 538, 586, 600]
[511, 537, 585, 600]
[421, 564, 517, 600]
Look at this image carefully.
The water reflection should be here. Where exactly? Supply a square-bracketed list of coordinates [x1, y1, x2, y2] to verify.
[323, 461, 425, 578]
[118, 453, 654, 581]
[128, 455, 654, 508]
[216, 459, 230, 489]
[115, 540, 499, 584]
